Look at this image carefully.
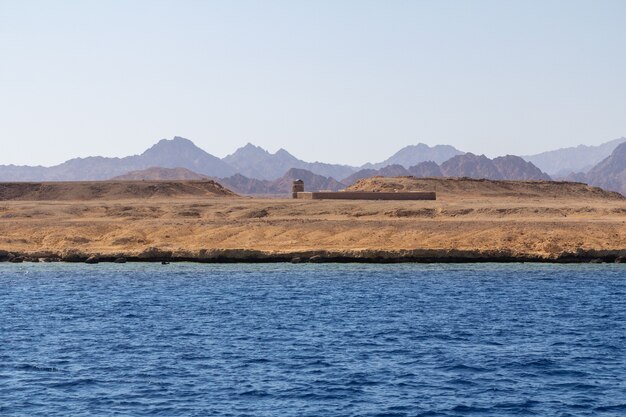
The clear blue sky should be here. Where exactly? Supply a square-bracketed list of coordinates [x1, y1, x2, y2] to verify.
[1, 0, 625, 166]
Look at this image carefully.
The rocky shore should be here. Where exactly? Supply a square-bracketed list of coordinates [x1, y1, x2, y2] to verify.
[2, 248, 625, 264]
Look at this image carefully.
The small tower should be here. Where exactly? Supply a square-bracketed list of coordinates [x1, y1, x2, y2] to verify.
[292, 179, 304, 198]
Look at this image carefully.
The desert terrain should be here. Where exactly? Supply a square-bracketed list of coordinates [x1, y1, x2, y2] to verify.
[1, 178, 625, 263]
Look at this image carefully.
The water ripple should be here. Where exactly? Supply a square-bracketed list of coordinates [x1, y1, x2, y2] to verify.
[1, 263, 625, 416]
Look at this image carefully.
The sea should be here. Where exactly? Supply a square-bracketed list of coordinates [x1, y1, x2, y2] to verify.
[1, 263, 625, 416]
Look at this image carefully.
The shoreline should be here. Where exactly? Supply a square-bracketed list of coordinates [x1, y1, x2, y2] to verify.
[2, 248, 625, 264]
[2, 185, 625, 266]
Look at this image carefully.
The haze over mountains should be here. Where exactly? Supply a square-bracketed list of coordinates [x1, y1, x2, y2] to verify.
[0, 138, 236, 181]
[523, 137, 626, 177]
[1, 136, 626, 195]
[220, 168, 346, 195]
[112, 167, 209, 181]
[361, 144, 464, 170]
[570, 143, 626, 196]
[0, 136, 470, 182]
[223, 143, 354, 181]
[342, 154, 550, 186]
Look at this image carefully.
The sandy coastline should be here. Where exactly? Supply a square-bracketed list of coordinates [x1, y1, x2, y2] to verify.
[1, 186, 625, 263]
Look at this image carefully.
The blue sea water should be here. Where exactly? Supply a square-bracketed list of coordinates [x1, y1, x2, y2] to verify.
[1, 263, 625, 416]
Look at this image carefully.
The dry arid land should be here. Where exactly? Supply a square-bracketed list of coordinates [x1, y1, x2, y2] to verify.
[1, 178, 625, 263]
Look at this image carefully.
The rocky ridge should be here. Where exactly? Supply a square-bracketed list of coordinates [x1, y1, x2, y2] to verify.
[342, 154, 550, 185]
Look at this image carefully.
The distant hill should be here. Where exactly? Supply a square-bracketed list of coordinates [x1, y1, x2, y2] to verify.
[491, 155, 551, 181]
[575, 142, 626, 195]
[0, 137, 235, 181]
[441, 153, 550, 180]
[111, 167, 209, 181]
[0, 180, 237, 201]
[523, 137, 626, 177]
[220, 168, 345, 195]
[347, 176, 623, 200]
[223, 143, 356, 180]
[217, 174, 271, 195]
[342, 164, 411, 185]
[363, 143, 464, 169]
[440, 153, 504, 179]
[408, 161, 443, 177]
[271, 168, 346, 193]
[342, 154, 550, 185]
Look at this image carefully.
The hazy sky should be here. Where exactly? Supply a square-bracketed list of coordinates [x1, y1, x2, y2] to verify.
[1, 0, 625, 166]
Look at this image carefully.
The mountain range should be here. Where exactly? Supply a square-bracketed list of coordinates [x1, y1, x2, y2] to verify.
[0, 137, 236, 181]
[342, 154, 550, 185]
[568, 142, 626, 195]
[223, 143, 355, 180]
[118, 152, 551, 195]
[361, 143, 464, 170]
[522, 137, 626, 177]
[1, 135, 625, 195]
[220, 168, 346, 195]
[0, 137, 468, 182]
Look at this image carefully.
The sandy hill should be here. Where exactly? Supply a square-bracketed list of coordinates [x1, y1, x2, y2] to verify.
[0, 180, 237, 201]
[347, 176, 624, 200]
[111, 167, 209, 181]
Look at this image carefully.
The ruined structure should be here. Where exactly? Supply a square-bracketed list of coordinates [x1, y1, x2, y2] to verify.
[292, 179, 304, 198]
[292, 180, 436, 200]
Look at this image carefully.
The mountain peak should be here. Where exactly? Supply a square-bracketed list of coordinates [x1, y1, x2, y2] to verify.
[147, 136, 198, 152]
[367, 142, 464, 169]
[139, 137, 235, 177]
[172, 136, 192, 142]
[242, 142, 265, 151]
[275, 148, 296, 158]
[222, 144, 312, 180]
[232, 143, 270, 155]
[440, 153, 503, 180]
[169, 136, 195, 146]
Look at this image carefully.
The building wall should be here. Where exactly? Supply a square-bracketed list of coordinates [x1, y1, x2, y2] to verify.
[296, 191, 436, 200]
